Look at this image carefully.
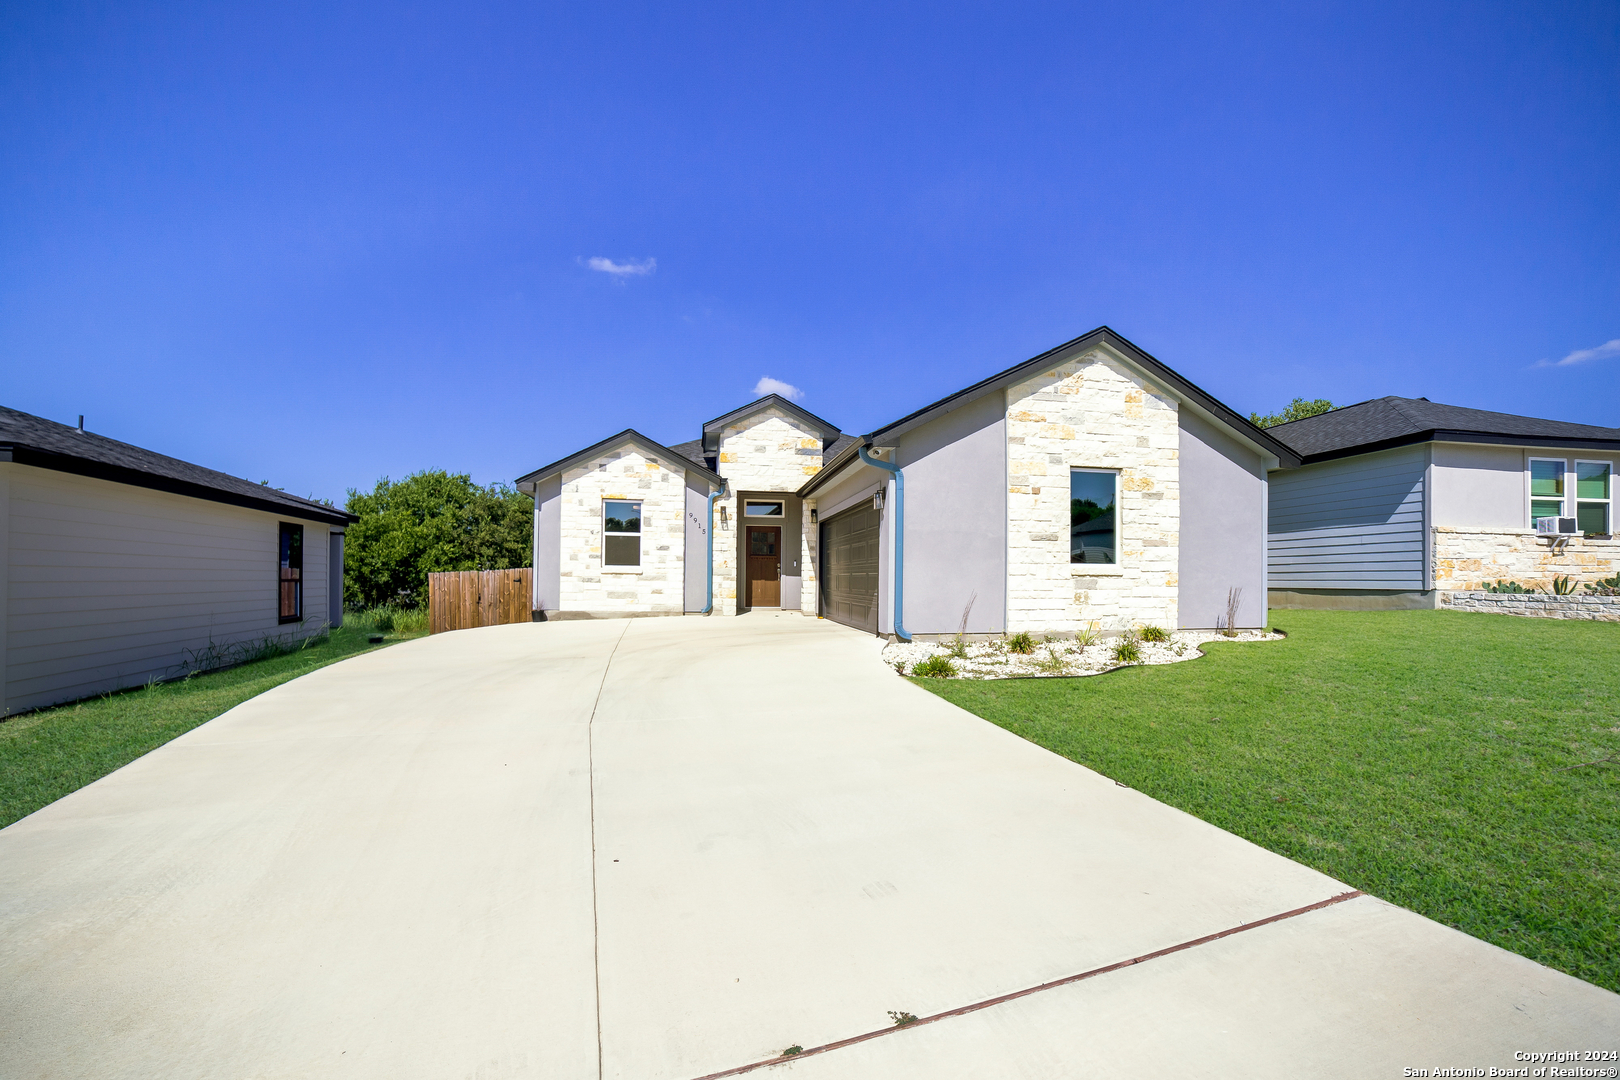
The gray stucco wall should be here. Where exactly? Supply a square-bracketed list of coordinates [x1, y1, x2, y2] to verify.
[683, 477, 710, 612]
[1431, 443, 1524, 528]
[1177, 409, 1267, 629]
[533, 474, 562, 613]
[894, 393, 1007, 634]
[1268, 445, 1427, 590]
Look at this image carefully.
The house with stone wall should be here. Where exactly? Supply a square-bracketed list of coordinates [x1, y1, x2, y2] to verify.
[1266, 397, 1619, 609]
[517, 326, 1297, 638]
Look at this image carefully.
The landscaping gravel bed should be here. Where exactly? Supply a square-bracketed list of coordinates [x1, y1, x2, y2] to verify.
[883, 628, 1282, 680]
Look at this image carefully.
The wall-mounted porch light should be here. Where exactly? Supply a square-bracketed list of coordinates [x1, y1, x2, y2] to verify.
[809, 508, 818, 524]
[873, 490, 884, 511]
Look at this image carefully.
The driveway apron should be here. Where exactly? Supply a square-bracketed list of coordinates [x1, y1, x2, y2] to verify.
[1, 614, 1616, 1079]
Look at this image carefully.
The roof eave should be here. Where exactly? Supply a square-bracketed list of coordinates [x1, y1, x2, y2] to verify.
[0, 443, 356, 525]
[516, 428, 724, 492]
[796, 437, 872, 498]
[864, 326, 1302, 469]
[1295, 429, 1620, 466]
[700, 395, 843, 453]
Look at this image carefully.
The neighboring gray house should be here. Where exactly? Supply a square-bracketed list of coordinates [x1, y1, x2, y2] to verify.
[1265, 397, 1620, 608]
[0, 407, 353, 715]
[519, 326, 1298, 637]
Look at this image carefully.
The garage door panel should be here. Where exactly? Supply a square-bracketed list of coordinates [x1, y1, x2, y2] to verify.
[821, 505, 880, 634]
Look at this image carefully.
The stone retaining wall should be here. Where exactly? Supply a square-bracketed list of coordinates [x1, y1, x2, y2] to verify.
[1439, 591, 1620, 621]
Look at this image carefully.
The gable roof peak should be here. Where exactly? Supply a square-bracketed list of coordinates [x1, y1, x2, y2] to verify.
[700, 394, 842, 452]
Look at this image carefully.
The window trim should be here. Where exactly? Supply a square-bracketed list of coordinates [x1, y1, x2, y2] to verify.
[1573, 458, 1613, 535]
[744, 500, 786, 518]
[1527, 457, 1568, 527]
[602, 498, 643, 571]
[278, 522, 304, 624]
[1069, 467, 1121, 570]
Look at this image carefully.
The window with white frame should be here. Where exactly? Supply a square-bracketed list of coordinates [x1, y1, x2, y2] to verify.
[1070, 469, 1118, 564]
[603, 500, 642, 567]
[1528, 458, 1566, 526]
[1574, 460, 1612, 535]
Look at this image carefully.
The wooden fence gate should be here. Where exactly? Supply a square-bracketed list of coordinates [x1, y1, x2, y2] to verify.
[428, 569, 534, 634]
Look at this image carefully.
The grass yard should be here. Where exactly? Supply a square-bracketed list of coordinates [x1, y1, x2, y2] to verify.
[0, 615, 425, 830]
[919, 609, 1620, 992]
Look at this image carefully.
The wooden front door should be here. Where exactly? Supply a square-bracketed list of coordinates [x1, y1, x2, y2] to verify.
[747, 527, 781, 607]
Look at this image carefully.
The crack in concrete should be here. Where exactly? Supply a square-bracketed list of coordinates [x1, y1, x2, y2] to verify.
[685, 889, 1365, 1080]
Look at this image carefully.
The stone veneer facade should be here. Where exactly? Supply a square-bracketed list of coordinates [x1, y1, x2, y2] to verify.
[1432, 526, 1619, 592]
[712, 407, 825, 617]
[558, 446, 687, 615]
[1005, 348, 1180, 633]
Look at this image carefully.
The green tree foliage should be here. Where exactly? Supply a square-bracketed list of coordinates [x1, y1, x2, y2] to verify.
[1250, 397, 1335, 428]
[343, 470, 532, 609]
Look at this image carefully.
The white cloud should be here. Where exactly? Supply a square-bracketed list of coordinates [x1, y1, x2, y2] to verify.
[1536, 338, 1620, 368]
[754, 377, 804, 401]
[585, 256, 656, 277]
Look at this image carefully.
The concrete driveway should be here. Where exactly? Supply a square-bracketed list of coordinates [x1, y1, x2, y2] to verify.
[2, 614, 1616, 1079]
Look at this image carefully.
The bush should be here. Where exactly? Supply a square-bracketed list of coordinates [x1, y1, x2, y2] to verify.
[1484, 580, 1534, 594]
[1074, 624, 1100, 648]
[1585, 574, 1620, 597]
[1006, 631, 1037, 654]
[911, 655, 958, 678]
[1110, 638, 1142, 664]
[1139, 625, 1170, 643]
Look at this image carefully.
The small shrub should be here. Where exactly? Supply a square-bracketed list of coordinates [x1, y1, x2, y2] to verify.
[1551, 575, 1577, 596]
[1037, 646, 1069, 674]
[1484, 580, 1534, 594]
[893, 661, 908, 675]
[781, 1046, 804, 1058]
[1110, 638, 1142, 664]
[888, 1011, 919, 1027]
[1585, 574, 1620, 597]
[911, 655, 958, 678]
[1139, 625, 1169, 643]
[1006, 631, 1037, 654]
[947, 638, 970, 659]
[1073, 623, 1099, 648]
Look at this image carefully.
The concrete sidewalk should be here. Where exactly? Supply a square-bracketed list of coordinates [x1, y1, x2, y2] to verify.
[1, 614, 1615, 1078]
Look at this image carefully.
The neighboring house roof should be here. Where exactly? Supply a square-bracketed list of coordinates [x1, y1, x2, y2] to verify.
[1269, 397, 1620, 464]
[514, 428, 724, 492]
[700, 395, 843, 453]
[800, 325, 1300, 496]
[0, 405, 354, 526]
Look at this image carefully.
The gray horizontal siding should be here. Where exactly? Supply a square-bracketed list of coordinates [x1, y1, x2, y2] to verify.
[1268, 447, 1426, 590]
[6, 466, 331, 711]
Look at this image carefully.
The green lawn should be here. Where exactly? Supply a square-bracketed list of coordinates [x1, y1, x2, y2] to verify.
[919, 609, 1620, 992]
[0, 620, 422, 830]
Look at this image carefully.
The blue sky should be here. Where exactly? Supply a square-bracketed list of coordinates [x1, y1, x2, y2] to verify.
[2, 2, 1616, 504]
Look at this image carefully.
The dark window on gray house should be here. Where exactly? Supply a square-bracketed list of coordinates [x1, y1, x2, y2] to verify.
[279, 522, 303, 622]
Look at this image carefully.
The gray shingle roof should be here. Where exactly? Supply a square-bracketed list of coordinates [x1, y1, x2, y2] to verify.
[666, 439, 713, 470]
[1269, 397, 1620, 462]
[0, 405, 353, 525]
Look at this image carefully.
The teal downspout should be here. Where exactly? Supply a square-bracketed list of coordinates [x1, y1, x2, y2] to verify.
[701, 479, 728, 615]
[858, 445, 910, 642]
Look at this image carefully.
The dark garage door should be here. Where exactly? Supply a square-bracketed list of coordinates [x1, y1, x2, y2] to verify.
[820, 502, 881, 633]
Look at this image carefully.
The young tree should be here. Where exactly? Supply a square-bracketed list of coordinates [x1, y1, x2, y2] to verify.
[1250, 397, 1335, 428]
[343, 470, 532, 609]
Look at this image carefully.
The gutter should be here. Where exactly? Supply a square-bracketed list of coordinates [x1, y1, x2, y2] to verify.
[858, 445, 910, 642]
[702, 479, 728, 615]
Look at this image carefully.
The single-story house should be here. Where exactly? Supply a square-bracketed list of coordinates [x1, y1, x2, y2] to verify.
[517, 326, 1300, 637]
[1265, 397, 1619, 608]
[0, 406, 353, 714]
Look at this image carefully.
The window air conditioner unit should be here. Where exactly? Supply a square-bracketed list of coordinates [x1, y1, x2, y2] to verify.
[1537, 517, 1579, 536]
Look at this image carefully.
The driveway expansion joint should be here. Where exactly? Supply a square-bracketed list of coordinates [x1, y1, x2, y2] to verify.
[684, 889, 1365, 1080]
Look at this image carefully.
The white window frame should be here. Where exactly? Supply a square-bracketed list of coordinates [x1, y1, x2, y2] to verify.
[744, 500, 785, 518]
[602, 499, 643, 574]
[1573, 459, 1613, 536]
[1527, 457, 1568, 527]
[1069, 467, 1122, 575]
